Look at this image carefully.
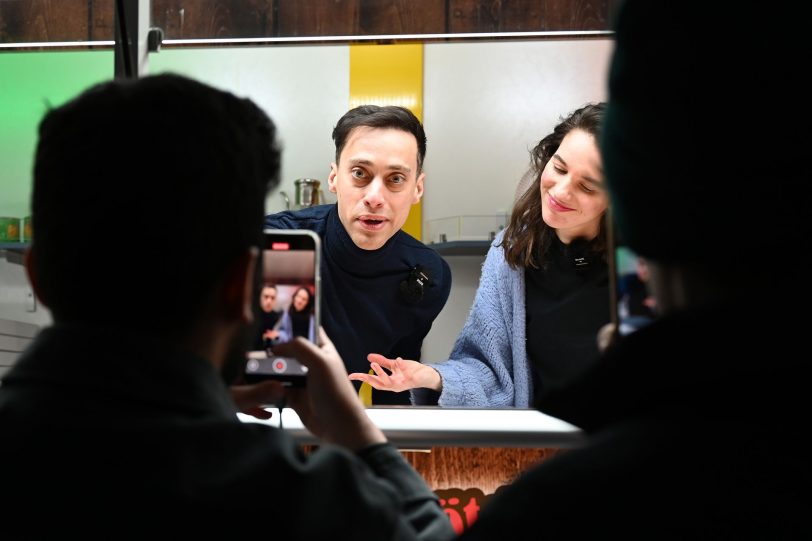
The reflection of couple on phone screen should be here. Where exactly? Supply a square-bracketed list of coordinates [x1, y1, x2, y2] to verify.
[255, 282, 315, 351]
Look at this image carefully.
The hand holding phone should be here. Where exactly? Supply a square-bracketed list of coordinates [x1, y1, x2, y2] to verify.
[272, 329, 387, 450]
[243, 229, 321, 387]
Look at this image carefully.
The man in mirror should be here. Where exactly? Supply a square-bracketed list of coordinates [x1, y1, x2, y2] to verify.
[265, 105, 451, 405]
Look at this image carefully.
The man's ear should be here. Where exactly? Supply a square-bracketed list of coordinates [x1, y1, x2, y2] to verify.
[327, 163, 339, 194]
[221, 247, 258, 324]
[412, 171, 425, 204]
[23, 247, 48, 308]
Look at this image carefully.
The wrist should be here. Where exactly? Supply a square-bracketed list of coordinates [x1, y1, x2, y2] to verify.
[343, 418, 387, 452]
[422, 365, 442, 392]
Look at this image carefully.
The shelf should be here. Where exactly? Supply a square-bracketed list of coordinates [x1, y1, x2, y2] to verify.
[0, 243, 29, 265]
[428, 240, 492, 256]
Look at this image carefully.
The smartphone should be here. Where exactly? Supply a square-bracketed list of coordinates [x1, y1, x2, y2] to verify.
[608, 210, 658, 339]
[243, 229, 321, 386]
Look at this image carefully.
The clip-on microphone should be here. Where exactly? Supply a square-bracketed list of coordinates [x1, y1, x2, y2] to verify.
[400, 265, 430, 305]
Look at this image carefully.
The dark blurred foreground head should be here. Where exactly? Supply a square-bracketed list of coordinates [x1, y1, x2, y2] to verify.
[602, 0, 808, 306]
[29, 73, 281, 338]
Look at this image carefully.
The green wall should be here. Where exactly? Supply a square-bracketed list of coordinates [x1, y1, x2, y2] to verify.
[0, 51, 113, 217]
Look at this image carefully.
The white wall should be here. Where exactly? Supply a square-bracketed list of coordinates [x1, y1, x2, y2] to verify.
[422, 39, 613, 223]
[420, 38, 613, 361]
[0, 38, 614, 365]
[149, 45, 350, 214]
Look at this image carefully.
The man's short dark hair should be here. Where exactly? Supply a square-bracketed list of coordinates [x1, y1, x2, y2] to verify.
[31, 73, 281, 336]
[332, 105, 426, 172]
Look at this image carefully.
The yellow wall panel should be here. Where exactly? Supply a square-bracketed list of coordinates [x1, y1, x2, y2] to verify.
[350, 43, 423, 405]
[349, 43, 423, 241]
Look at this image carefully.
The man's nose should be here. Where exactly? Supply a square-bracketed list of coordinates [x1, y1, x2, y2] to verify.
[363, 178, 385, 208]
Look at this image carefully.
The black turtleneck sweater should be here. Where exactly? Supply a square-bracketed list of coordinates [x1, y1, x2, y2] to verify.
[524, 236, 610, 404]
[264, 204, 451, 405]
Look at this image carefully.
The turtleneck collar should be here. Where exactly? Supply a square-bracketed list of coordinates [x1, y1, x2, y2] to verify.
[324, 205, 403, 274]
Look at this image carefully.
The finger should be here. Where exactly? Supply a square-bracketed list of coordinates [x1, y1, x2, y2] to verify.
[315, 326, 338, 355]
[271, 337, 322, 369]
[367, 353, 396, 370]
[369, 362, 391, 385]
[349, 375, 384, 390]
[242, 406, 274, 420]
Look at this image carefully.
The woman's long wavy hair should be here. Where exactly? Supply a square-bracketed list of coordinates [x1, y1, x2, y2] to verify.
[502, 102, 608, 269]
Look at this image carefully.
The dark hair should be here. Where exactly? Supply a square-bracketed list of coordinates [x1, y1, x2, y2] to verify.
[332, 105, 427, 173]
[31, 73, 281, 337]
[288, 286, 314, 315]
[502, 102, 607, 269]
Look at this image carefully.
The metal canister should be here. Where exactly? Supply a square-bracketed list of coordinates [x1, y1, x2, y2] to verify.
[294, 178, 323, 209]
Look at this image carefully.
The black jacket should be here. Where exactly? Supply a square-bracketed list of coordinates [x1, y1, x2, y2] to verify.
[0, 324, 454, 540]
[463, 297, 812, 539]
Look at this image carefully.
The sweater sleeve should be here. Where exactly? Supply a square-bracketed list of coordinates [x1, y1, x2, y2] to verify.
[412, 234, 525, 407]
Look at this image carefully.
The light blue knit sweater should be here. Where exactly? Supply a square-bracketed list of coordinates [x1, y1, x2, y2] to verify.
[411, 230, 532, 407]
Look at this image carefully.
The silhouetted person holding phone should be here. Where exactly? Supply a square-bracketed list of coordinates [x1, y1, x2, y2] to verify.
[0, 73, 454, 540]
[459, 1, 811, 538]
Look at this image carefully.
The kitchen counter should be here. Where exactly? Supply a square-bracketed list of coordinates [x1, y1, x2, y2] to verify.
[238, 405, 584, 449]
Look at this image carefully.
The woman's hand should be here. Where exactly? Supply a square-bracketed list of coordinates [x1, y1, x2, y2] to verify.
[348, 354, 442, 393]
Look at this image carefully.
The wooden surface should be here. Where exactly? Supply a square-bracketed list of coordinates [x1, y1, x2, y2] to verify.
[404, 446, 565, 533]
[303, 443, 563, 495]
[300, 444, 560, 532]
[1, 0, 618, 44]
[402, 446, 563, 494]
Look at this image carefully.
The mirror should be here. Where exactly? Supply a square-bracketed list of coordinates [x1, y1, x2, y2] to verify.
[0, 35, 615, 405]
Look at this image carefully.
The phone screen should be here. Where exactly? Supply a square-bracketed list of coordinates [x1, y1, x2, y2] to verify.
[243, 229, 321, 386]
[614, 244, 658, 336]
[605, 210, 658, 349]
